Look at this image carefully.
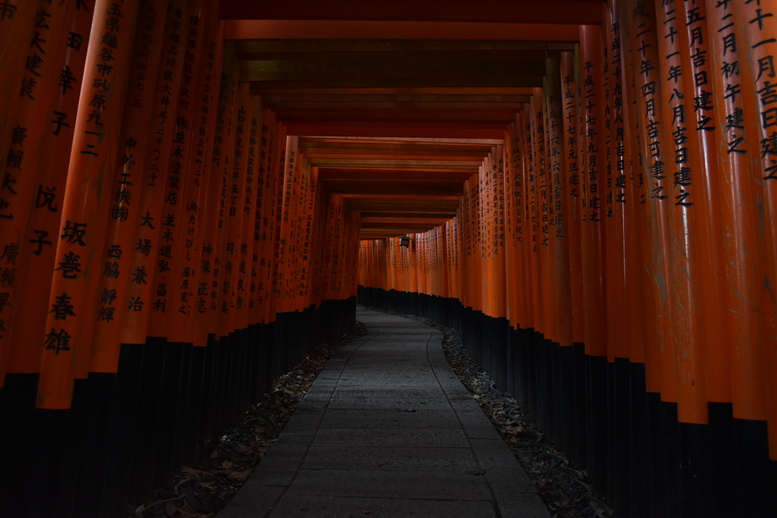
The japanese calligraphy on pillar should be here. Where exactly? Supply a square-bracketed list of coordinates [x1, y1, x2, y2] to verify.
[158, 3, 211, 342]
[504, 123, 516, 243]
[299, 166, 316, 301]
[0, 2, 38, 116]
[716, 2, 749, 163]
[603, 28, 615, 217]
[545, 60, 565, 239]
[496, 153, 507, 248]
[210, 52, 238, 333]
[197, 41, 233, 332]
[525, 106, 538, 252]
[535, 97, 550, 246]
[91, 0, 165, 371]
[632, 2, 670, 201]
[187, 35, 221, 339]
[579, 50, 604, 221]
[233, 93, 260, 328]
[478, 157, 490, 258]
[734, 0, 777, 453]
[252, 116, 271, 314]
[148, 8, 203, 331]
[609, 18, 626, 207]
[562, 69, 580, 202]
[659, 0, 694, 207]
[121, 0, 185, 344]
[734, 1, 777, 180]
[0, 1, 93, 381]
[39, 0, 140, 408]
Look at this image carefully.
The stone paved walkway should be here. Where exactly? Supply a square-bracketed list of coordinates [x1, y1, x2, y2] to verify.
[218, 307, 549, 518]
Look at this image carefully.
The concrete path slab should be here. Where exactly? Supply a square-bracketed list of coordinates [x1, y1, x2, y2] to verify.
[218, 307, 550, 518]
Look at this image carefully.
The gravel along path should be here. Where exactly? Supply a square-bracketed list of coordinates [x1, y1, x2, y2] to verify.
[131, 313, 612, 518]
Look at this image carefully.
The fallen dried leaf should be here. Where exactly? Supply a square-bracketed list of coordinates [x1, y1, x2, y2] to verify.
[181, 466, 211, 477]
[227, 470, 253, 481]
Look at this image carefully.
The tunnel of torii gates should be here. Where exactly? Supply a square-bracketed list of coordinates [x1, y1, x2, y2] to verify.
[0, 0, 775, 516]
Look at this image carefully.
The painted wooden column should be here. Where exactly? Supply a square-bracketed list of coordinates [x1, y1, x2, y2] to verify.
[732, 0, 777, 459]
[88, 0, 168, 372]
[38, 0, 140, 409]
[3, 0, 95, 382]
[121, 1, 188, 346]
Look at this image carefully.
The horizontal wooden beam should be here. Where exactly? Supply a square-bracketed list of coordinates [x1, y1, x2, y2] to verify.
[344, 200, 459, 213]
[323, 180, 465, 196]
[306, 136, 504, 144]
[360, 211, 457, 219]
[219, 0, 603, 25]
[255, 87, 537, 96]
[316, 169, 477, 181]
[268, 108, 521, 124]
[264, 100, 529, 110]
[306, 153, 485, 163]
[285, 121, 508, 139]
[303, 146, 490, 161]
[359, 228, 442, 237]
[308, 158, 481, 169]
[301, 139, 494, 153]
[235, 40, 574, 59]
[226, 20, 582, 42]
[359, 231, 442, 238]
[240, 56, 546, 87]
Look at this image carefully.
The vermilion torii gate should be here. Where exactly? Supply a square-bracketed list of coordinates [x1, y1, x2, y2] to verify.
[0, 1, 775, 516]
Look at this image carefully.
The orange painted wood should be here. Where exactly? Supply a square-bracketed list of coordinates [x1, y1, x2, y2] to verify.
[210, 46, 239, 338]
[619, 1, 655, 389]
[186, 19, 224, 347]
[654, 0, 708, 425]
[219, 0, 603, 25]
[162, 0, 213, 345]
[493, 146, 508, 321]
[256, 113, 286, 325]
[674, 0, 731, 404]
[219, 82, 253, 335]
[0, 1, 37, 131]
[700, 0, 765, 422]
[578, 25, 608, 358]
[731, 0, 777, 449]
[602, 1, 629, 362]
[502, 123, 520, 329]
[121, 0, 190, 345]
[620, 7, 677, 399]
[613, 1, 648, 366]
[663, 0, 723, 401]
[539, 86, 557, 343]
[90, 0, 169, 371]
[560, 51, 585, 345]
[224, 20, 582, 43]
[517, 106, 536, 332]
[2, 0, 93, 381]
[38, 0, 140, 409]
[544, 58, 573, 347]
[244, 95, 264, 325]
[140, 1, 199, 340]
[263, 121, 288, 323]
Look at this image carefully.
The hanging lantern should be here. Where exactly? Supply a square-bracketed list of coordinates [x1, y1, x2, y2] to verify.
[399, 235, 411, 247]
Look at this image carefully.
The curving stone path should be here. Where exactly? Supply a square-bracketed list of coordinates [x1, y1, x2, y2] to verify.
[218, 307, 550, 518]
